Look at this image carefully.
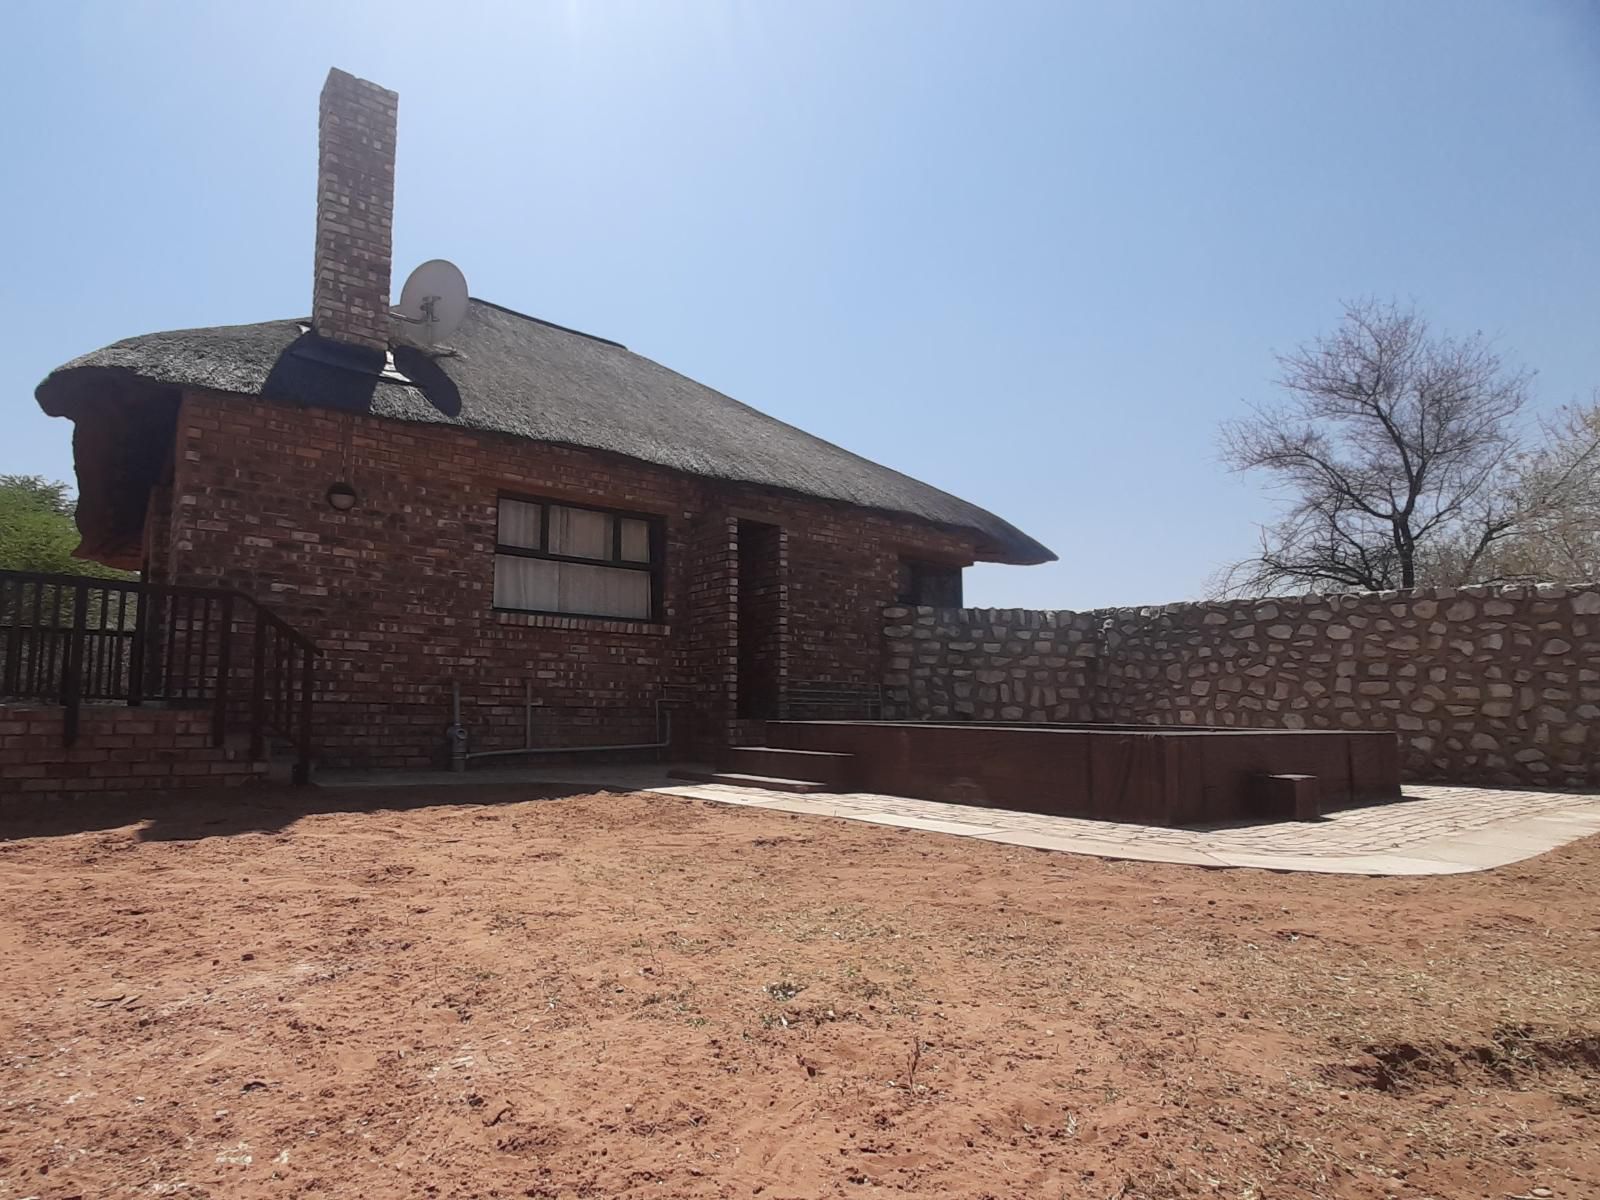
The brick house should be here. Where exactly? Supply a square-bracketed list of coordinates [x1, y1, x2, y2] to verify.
[31, 69, 1051, 773]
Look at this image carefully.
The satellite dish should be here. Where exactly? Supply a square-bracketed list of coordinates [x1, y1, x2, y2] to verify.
[394, 258, 469, 346]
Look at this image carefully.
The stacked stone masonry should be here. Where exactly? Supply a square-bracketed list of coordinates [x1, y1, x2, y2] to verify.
[885, 584, 1600, 788]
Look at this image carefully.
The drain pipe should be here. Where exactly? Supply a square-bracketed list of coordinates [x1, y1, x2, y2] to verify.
[447, 680, 469, 773]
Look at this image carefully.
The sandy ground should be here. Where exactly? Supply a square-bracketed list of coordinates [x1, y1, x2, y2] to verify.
[1, 786, 1597, 1200]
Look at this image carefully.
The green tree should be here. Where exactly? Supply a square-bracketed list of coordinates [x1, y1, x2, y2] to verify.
[0, 475, 130, 579]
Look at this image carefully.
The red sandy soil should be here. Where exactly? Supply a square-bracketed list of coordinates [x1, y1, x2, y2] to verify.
[0, 786, 1597, 1200]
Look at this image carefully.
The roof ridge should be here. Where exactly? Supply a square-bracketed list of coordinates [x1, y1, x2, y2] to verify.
[468, 298, 627, 350]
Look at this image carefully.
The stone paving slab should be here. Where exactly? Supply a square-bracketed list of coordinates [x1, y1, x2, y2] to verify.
[646, 779, 1600, 876]
[317, 763, 1600, 877]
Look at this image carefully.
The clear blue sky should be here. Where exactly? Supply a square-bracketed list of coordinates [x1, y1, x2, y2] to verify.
[4, 2, 1597, 608]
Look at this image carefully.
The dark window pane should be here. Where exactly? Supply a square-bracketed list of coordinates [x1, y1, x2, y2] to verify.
[898, 559, 963, 607]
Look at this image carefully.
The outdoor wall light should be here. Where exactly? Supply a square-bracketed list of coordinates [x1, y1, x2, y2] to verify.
[326, 482, 358, 511]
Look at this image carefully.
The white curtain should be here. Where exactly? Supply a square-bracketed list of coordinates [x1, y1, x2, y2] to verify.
[497, 499, 542, 550]
[619, 518, 650, 563]
[548, 505, 611, 559]
[494, 555, 559, 611]
[494, 499, 653, 618]
[495, 555, 651, 619]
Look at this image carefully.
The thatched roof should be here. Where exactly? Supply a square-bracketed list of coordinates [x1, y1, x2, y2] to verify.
[36, 300, 1054, 565]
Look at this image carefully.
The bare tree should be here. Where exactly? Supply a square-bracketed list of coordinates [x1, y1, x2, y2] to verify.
[1431, 397, 1600, 583]
[1217, 300, 1597, 594]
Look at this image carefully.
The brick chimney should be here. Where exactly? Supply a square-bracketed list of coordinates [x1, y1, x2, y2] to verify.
[312, 68, 398, 352]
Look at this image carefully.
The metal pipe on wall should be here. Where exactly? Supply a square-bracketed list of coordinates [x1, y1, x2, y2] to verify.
[447, 680, 468, 772]
[451, 679, 675, 766]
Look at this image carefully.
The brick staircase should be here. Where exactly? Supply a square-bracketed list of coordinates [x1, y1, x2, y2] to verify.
[667, 684, 889, 793]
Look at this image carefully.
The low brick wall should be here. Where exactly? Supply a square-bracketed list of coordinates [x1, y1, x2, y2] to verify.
[0, 705, 267, 801]
[884, 583, 1600, 788]
[769, 720, 1399, 825]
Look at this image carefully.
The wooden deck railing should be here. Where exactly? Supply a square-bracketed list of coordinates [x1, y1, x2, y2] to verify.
[0, 570, 319, 784]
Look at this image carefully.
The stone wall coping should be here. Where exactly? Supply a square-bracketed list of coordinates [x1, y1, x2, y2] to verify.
[886, 581, 1600, 625]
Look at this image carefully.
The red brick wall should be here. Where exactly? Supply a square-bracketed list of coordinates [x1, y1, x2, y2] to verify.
[142, 483, 175, 582]
[0, 705, 266, 800]
[163, 389, 978, 769]
[312, 70, 397, 352]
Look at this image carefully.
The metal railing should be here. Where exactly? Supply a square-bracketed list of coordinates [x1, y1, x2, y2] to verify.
[0, 570, 319, 784]
[450, 680, 694, 769]
[782, 680, 893, 721]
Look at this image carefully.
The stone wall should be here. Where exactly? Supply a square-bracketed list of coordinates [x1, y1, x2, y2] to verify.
[884, 583, 1600, 788]
[883, 607, 1104, 724]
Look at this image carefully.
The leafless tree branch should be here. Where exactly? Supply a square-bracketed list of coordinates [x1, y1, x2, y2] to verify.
[1215, 299, 1598, 595]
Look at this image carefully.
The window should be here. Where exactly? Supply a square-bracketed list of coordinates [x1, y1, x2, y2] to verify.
[897, 559, 963, 607]
[493, 496, 660, 621]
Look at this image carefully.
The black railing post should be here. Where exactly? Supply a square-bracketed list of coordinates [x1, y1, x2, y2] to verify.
[162, 593, 177, 700]
[0, 570, 316, 772]
[25, 581, 45, 697]
[212, 593, 234, 747]
[127, 588, 147, 707]
[250, 615, 268, 761]
[62, 581, 88, 746]
[294, 644, 314, 785]
[1, 581, 21, 697]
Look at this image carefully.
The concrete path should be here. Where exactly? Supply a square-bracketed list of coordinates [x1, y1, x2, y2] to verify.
[651, 780, 1600, 875]
[320, 763, 1600, 876]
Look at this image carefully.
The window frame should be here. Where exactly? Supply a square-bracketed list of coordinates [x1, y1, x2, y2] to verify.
[492, 492, 665, 623]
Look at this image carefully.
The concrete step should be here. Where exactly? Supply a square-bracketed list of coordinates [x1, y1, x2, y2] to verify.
[667, 768, 830, 794]
[719, 745, 855, 788]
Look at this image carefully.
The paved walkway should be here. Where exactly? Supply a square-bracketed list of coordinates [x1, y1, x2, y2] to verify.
[653, 780, 1600, 875]
[321, 763, 1600, 876]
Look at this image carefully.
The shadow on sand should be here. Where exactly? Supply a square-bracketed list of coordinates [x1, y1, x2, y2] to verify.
[1, 781, 619, 844]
